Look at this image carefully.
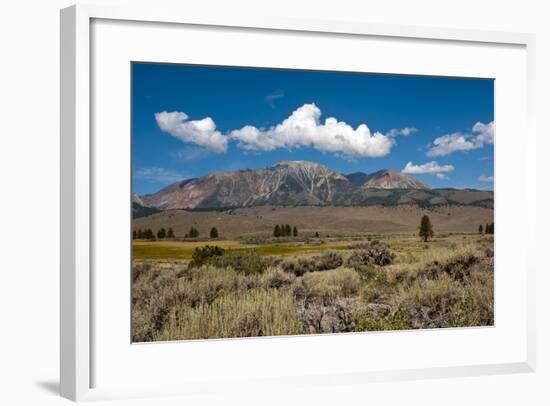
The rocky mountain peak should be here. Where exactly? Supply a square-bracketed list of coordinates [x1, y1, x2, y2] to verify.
[140, 161, 433, 210]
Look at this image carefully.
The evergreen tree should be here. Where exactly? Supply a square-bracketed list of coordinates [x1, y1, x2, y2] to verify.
[157, 228, 166, 239]
[485, 223, 489, 234]
[145, 229, 155, 240]
[478, 224, 483, 234]
[419, 215, 434, 242]
[293, 226, 298, 237]
[274, 224, 281, 237]
[210, 227, 219, 239]
[166, 228, 175, 239]
[133, 230, 137, 239]
[285, 224, 291, 237]
[315, 231, 319, 238]
[137, 229, 144, 239]
[189, 227, 199, 238]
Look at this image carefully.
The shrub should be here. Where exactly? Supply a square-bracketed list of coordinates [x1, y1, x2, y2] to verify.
[132, 265, 181, 342]
[302, 268, 360, 302]
[317, 251, 344, 270]
[181, 266, 251, 306]
[354, 264, 389, 284]
[282, 251, 343, 276]
[346, 244, 395, 268]
[210, 250, 269, 275]
[297, 298, 355, 334]
[419, 253, 479, 282]
[358, 267, 395, 303]
[392, 274, 464, 329]
[354, 305, 409, 332]
[188, 245, 225, 268]
[259, 267, 296, 289]
[282, 257, 318, 276]
[132, 262, 151, 283]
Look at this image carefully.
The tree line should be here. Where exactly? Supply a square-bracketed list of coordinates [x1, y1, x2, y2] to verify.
[133, 226, 220, 240]
[133, 227, 175, 240]
[478, 222, 494, 234]
[184, 227, 219, 239]
[273, 224, 298, 238]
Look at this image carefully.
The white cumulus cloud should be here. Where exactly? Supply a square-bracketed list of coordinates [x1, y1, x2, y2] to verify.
[478, 174, 494, 182]
[386, 127, 418, 137]
[229, 103, 394, 158]
[402, 161, 455, 176]
[427, 121, 494, 157]
[155, 111, 228, 153]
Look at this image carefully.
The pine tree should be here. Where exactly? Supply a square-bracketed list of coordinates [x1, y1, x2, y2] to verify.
[419, 215, 434, 242]
[315, 231, 319, 238]
[293, 226, 298, 237]
[157, 228, 166, 239]
[274, 225, 281, 237]
[145, 229, 155, 240]
[133, 230, 137, 239]
[189, 227, 199, 238]
[285, 224, 291, 237]
[485, 223, 489, 234]
[166, 228, 175, 239]
[210, 227, 219, 239]
[137, 229, 144, 239]
[478, 224, 483, 234]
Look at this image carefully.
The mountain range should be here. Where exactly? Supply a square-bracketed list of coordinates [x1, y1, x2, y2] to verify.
[134, 160, 493, 214]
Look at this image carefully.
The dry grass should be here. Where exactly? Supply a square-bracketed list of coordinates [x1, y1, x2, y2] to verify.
[132, 234, 494, 341]
[155, 288, 303, 340]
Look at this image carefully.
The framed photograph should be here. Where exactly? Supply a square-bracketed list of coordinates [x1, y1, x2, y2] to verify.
[60, 4, 536, 401]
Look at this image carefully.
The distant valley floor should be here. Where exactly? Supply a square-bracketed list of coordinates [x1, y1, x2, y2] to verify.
[133, 204, 494, 239]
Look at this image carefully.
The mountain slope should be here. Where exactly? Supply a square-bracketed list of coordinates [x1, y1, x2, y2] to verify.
[362, 169, 431, 189]
[138, 161, 491, 211]
[141, 161, 354, 210]
[132, 193, 161, 218]
[345, 172, 371, 187]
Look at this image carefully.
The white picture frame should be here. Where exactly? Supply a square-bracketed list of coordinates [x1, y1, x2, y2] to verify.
[60, 4, 536, 402]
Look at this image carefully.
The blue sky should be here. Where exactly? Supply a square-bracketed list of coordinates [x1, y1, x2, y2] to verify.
[132, 63, 494, 195]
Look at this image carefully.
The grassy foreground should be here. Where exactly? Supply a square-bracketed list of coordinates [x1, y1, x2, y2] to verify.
[133, 239, 351, 260]
[132, 234, 494, 341]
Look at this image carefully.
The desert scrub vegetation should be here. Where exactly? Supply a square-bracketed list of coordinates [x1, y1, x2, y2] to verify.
[208, 249, 270, 275]
[346, 242, 395, 267]
[301, 268, 361, 302]
[282, 251, 344, 276]
[155, 288, 303, 340]
[132, 234, 494, 341]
